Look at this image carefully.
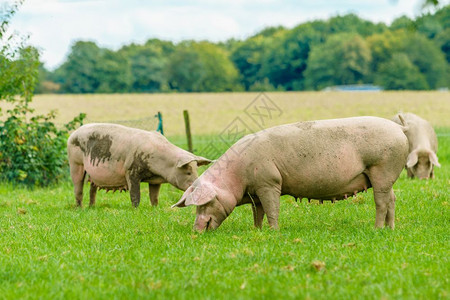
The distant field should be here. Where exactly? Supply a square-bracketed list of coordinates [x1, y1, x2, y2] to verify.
[24, 91, 450, 136]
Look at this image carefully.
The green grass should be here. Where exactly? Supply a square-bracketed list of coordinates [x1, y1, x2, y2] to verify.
[0, 130, 449, 299]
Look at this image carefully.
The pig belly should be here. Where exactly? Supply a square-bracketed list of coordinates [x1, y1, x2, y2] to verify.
[290, 173, 371, 200]
[280, 143, 372, 200]
[84, 159, 127, 188]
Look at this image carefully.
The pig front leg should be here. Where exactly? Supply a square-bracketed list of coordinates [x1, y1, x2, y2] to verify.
[126, 172, 141, 208]
[256, 187, 281, 229]
[251, 203, 265, 228]
[89, 183, 98, 207]
[406, 168, 414, 178]
[149, 184, 161, 206]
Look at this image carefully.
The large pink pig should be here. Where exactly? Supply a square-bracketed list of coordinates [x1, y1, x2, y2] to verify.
[173, 117, 408, 231]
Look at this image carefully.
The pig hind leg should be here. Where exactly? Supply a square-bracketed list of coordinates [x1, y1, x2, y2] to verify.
[372, 188, 395, 229]
[366, 166, 398, 229]
[384, 189, 396, 228]
[70, 163, 86, 207]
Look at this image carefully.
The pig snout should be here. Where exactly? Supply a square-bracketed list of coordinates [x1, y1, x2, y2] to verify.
[193, 214, 222, 232]
[173, 174, 197, 191]
[194, 214, 212, 232]
[179, 178, 195, 191]
[417, 173, 431, 180]
[410, 162, 434, 180]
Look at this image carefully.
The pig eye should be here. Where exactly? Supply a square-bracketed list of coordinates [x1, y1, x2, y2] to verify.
[187, 172, 192, 176]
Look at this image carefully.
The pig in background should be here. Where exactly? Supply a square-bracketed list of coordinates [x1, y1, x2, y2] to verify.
[67, 123, 211, 207]
[392, 113, 440, 179]
[173, 116, 409, 231]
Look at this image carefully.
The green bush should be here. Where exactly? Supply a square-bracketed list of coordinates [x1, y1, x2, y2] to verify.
[0, 110, 85, 186]
[0, 1, 85, 186]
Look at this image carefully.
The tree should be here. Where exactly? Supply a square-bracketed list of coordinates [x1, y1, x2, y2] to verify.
[304, 33, 372, 90]
[416, 14, 443, 38]
[230, 27, 285, 90]
[34, 63, 61, 94]
[422, 0, 444, 8]
[432, 4, 450, 28]
[55, 41, 103, 93]
[403, 33, 448, 89]
[55, 41, 131, 93]
[375, 53, 429, 90]
[434, 28, 450, 63]
[0, 1, 84, 186]
[367, 30, 449, 89]
[119, 39, 174, 92]
[167, 41, 240, 92]
[327, 14, 387, 37]
[95, 49, 131, 93]
[257, 23, 323, 90]
[390, 16, 416, 31]
[366, 30, 408, 78]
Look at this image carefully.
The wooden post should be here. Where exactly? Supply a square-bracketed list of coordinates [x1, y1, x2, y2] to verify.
[183, 110, 193, 153]
[156, 111, 164, 135]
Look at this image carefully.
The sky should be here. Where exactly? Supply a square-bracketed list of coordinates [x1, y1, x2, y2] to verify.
[4, 0, 449, 70]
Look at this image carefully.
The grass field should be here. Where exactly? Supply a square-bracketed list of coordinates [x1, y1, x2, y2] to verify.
[0, 92, 449, 299]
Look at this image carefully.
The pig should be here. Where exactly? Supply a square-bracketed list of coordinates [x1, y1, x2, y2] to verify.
[172, 116, 409, 231]
[392, 113, 440, 179]
[67, 123, 211, 207]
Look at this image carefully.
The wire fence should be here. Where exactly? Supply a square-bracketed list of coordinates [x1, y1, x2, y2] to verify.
[84, 115, 161, 132]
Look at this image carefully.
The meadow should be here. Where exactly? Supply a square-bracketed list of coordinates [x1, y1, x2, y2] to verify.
[0, 92, 449, 299]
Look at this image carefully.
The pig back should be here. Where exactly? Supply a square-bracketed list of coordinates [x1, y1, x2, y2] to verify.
[236, 117, 408, 198]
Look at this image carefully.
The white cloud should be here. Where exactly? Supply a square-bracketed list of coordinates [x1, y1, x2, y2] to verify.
[6, 0, 448, 70]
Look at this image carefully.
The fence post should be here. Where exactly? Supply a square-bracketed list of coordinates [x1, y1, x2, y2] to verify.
[183, 110, 193, 153]
[156, 111, 164, 135]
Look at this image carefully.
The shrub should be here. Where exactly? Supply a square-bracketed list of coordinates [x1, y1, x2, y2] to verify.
[0, 0, 85, 186]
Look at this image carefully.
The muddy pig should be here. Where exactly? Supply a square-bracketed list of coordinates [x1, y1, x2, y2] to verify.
[68, 123, 211, 207]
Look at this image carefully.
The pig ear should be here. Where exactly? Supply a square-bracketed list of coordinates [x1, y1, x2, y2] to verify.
[171, 183, 217, 208]
[171, 186, 194, 208]
[429, 152, 441, 168]
[177, 155, 212, 168]
[406, 150, 418, 168]
[176, 155, 197, 168]
[195, 155, 212, 166]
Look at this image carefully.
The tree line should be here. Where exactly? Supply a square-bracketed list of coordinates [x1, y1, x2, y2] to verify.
[37, 5, 450, 93]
